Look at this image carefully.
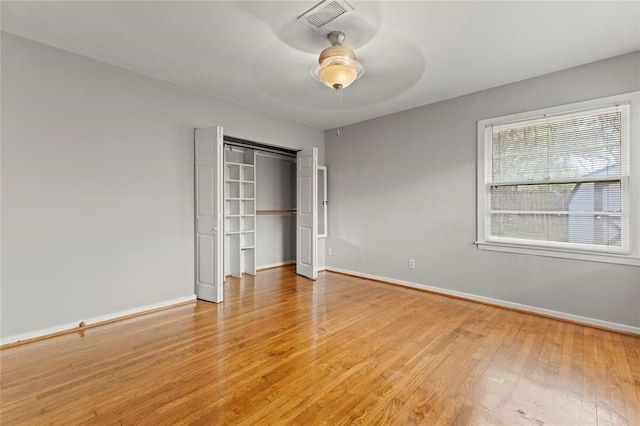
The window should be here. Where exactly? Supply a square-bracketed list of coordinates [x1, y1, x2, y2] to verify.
[477, 92, 640, 265]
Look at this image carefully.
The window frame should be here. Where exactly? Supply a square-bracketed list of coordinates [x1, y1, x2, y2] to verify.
[476, 91, 640, 266]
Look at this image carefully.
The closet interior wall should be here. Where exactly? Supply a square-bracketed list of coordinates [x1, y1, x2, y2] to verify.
[255, 152, 296, 270]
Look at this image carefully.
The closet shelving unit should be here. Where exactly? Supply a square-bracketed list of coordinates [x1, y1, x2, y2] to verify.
[224, 148, 256, 277]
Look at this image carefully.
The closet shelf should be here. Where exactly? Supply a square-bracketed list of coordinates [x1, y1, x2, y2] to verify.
[256, 209, 297, 214]
[226, 161, 255, 168]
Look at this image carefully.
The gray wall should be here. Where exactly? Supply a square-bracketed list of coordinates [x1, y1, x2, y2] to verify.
[325, 52, 640, 330]
[1, 33, 324, 340]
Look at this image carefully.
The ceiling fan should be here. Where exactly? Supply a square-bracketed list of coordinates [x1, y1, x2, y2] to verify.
[251, 0, 423, 117]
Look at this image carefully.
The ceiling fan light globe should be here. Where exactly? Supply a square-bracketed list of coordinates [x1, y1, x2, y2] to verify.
[312, 55, 364, 90]
[319, 63, 358, 89]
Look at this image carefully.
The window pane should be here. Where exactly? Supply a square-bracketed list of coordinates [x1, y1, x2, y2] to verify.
[492, 109, 622, 182]
[567, 214, 622, 246]
[490, 181, 622, 246]
[490, 212, 622, 247]
[491, 183, 577, 211]
[490, 213, 564, 242]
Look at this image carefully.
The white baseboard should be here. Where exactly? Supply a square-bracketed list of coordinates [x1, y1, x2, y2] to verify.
[325, 267, 639, 335]
[1, 295, 197, 346]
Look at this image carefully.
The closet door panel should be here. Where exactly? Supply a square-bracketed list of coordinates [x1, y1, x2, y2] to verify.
[194, 126, 224, 302]
[296, 148, 318, 279]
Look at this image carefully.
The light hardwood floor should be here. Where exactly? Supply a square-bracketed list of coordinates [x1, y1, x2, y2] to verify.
[1, 266, 639, 425]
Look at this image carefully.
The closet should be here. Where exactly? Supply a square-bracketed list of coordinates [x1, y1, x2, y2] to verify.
[223, 142, 297, 278]
[195, 126, 325, 302]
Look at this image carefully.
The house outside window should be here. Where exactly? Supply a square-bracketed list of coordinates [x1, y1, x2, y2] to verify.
[477, 92, 640, 266]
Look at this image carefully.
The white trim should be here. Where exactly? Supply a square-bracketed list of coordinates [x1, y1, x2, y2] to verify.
[318, 165, 328, 238]
[325, 267, 639, 335]
[491, 175, 625, 187]
[0, 295, 196, 346]
[478, 93, 635, 128]
[476, 241, 639, 266]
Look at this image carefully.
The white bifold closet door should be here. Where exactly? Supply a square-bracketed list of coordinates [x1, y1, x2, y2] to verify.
[194, 126, 224, 302]
[296, 147, 318, 280]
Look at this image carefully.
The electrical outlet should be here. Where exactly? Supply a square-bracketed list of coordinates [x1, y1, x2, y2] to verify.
[408, 259, 415, 269]
[328, 248, 332, 255]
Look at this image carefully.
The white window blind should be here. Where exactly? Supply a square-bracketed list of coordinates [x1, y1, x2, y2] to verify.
[477, 93, 640, 262]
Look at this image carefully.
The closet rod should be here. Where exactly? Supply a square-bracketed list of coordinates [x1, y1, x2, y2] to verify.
[256, 151, 296, 161]
[223, 135, 297, 158]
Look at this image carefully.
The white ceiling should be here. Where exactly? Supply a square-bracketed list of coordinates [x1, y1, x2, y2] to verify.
[2, 1, 639, 130]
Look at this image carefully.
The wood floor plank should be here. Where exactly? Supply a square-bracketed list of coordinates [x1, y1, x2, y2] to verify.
[1, 265, 639, 425]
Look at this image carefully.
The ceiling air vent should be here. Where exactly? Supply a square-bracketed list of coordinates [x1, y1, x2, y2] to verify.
[297, 0, 355, 33]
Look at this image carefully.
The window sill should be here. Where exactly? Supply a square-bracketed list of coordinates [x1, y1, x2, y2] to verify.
[475, 241, 640, 266]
